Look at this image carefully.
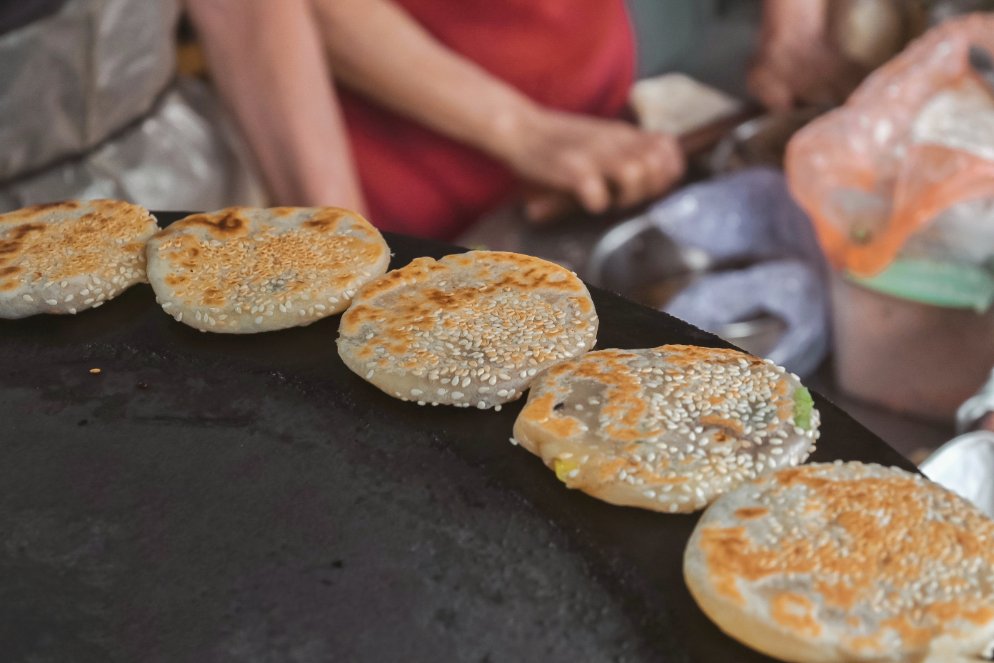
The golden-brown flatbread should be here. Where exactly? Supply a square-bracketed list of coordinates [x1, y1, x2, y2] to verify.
[0, 199, 158, 318]
[685, 462, 994, 662]
[146, 207, 389, 333]
[337, 251, 598, 410]
[513, 345, 819, 513]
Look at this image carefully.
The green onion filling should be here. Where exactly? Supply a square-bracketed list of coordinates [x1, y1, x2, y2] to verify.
[793, 387, 814, 431]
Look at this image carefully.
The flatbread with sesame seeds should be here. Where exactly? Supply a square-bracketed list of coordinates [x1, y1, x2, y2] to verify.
[684, 462, 994, 662]
[512, 345, 819, 513]
[146, 207, 389, 333]
[337, 250, 598, 410]
[0, 200, 158, 319]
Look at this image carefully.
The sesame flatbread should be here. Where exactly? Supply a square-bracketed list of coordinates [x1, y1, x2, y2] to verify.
[146, 207, 389, 333]
[684, 462, 994, 662]
[0, 200, 158, 319]
[512, 345, 819, 513]
[337, 251, 598, 410]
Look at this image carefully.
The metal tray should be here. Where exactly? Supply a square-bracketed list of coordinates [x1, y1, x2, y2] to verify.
[0, 212, 914, 662]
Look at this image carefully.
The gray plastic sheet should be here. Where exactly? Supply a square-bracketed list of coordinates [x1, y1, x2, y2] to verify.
[0, 0, 266, 212]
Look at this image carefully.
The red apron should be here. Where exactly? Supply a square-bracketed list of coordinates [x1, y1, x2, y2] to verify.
[338, 0, 635, 239]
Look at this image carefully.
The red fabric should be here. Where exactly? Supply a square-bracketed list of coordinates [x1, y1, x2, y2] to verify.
[338, 0, 635, 239]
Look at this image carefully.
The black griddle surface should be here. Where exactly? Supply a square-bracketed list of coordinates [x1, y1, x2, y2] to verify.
[0, 213, 914, 662]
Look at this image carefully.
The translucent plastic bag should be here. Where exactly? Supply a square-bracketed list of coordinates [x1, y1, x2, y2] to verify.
[786, 13, 994, 279]
[787, 14, 994, 419]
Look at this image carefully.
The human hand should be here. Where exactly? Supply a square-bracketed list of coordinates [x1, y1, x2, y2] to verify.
[749, 0, 864, 111]
[748, 35, 864, 111]
[495, 108, 685, 222]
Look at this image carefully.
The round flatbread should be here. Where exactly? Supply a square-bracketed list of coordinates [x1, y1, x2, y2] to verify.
[337, 250, 598, 410]
[512, 345, 819, 513]
[0, 199, 158, 319]
[146, 207, 389, 333]
[684, 462, 994, 662]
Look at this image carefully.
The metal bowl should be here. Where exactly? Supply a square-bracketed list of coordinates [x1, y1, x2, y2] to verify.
[587, 215, 710, 300]
[586, 216, 786, 356]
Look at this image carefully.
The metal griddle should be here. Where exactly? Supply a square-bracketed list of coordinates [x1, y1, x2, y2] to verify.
[0, 212, 914, 662]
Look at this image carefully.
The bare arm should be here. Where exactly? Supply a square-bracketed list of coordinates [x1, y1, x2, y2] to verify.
[312, 0, 683, 218]
[185, 0, 365, 211]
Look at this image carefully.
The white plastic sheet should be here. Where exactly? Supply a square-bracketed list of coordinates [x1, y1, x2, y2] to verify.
[0, 0, 265, 212]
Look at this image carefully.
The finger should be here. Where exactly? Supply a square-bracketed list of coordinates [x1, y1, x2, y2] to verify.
[642, 134, 684, 198]
[749, 67, 795, 112]
[794, 51, 862, 108]
[639, 147, 668, 200]
[523, 191, 578, 223]
[666, 135, 687, 183]
[557, 151, 610, 215]
[576, 174, 611, 215]
[611, 136, 682, 209]
[609, 157, 649, 209]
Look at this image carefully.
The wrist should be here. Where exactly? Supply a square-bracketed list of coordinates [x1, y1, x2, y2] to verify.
[479, 95, 543, 166]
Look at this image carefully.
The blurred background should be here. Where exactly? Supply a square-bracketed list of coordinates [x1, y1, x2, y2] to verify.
[1, 0, 993, 469]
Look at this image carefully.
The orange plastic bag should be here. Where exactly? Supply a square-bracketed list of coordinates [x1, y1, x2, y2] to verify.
[786, 13, 994, 277]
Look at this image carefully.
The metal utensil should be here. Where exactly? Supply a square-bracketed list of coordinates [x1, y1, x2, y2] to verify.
[585, 216, 787, 356]
[968, 44, 994, 96]
[586, 215, 709, 294]
[708, 107, 825, 175]
[920, 431, 994, 519]
[930, 0, 994, 26]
